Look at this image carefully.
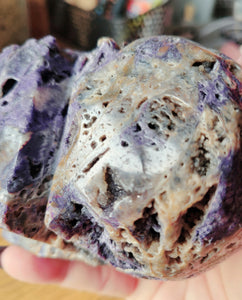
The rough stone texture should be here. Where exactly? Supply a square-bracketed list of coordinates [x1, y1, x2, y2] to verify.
[0, 35, 242, 280]
[0, 36, 75, 247]
[0, 35, 120, 264]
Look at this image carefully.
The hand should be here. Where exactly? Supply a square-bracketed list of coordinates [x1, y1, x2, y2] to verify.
[1, 45, 242, 300]
[220, 42, 242, 65]
[1, 245, 242, 300]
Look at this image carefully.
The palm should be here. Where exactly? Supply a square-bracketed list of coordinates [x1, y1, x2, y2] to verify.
[127, 249, 242, 300]
[1, 246, 242, 300]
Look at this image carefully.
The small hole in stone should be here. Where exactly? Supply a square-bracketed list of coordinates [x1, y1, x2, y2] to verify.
[97, 52, 105, 65]
[183, 206, 204, 228]
[1, 100, 8, 106]
[137, 97, 148, 109]
[131, 201, 161, 249]
[84, 114, 90, 120]
[36, 189, 43, 196]
[68, 219, 78, 227]
[172, 111, 178, 117]
[91, 141, 97, 149]
[163, 96, 171, 102]
[228, 63, 240, 76]
[61, 104, 69, 117]
[200, 254, 209, 264]
[28, 160, 42, 179]
[194, 186, 201, 193]
[2, 78, 18, 97]
[41, 69, 58, 83]
[167, 123, 175, 131]
[177, 228, 190, 244]
[99, 135, 107, 142]
[134, 123, 142, 132]
[148, 122, 159, 130]
[19, 189, 27, 198]
[103, 102, 109, 107]
[159, 191, 166, 201]
[226, 242, 235, 249]
[49, 46, 59, 57]
[192, 60, 216, 72]
[152, 115, 159, 121]
[174, 256, 182, 264]
[121, 141, 129, 147]
[119, 107, 125, 113]
[218, 136, 225, 143]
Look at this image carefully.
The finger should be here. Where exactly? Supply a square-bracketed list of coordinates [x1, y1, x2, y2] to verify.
[219, 249, 242, 300]
[60, 258, 138, 298]
[126, 278, 162, 300]
[1, 245, 138, 298]
[1, 245, 70, 283]
[220, 42, 242, 65]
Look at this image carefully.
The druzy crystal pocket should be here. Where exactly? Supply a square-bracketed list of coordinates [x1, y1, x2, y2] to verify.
[0, 35, 241, 280]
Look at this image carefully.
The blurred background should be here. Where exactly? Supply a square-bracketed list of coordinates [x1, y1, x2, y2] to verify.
[0, 0, 242, 51]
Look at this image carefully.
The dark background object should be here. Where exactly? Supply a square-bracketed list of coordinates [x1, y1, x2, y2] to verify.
[0, 0, 29, 49]
[213, 0, 234, 18]
[27, 0, 50, 38]
[46, 0, 173, 50]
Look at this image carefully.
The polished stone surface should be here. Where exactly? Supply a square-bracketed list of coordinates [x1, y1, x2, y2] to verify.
[1, 36, 241, 280]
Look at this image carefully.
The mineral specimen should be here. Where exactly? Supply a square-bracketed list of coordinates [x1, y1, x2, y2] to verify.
[0, 35, 241, 280]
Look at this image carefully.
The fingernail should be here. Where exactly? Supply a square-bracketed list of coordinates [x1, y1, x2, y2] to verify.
[0, 246, 7, 268]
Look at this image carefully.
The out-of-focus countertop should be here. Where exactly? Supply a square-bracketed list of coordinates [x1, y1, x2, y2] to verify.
[0, 232, 121, 300]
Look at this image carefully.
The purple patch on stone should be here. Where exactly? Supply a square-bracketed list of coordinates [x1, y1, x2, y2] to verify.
[195, 148, 242, 244]
[197, 77, 229, 112]
[0, 36, 74, 192]
[135, 37, 182, 63]
[135, 37, 164, 59]
[0, 35, 241, 280]
[157, 44, 182, 61]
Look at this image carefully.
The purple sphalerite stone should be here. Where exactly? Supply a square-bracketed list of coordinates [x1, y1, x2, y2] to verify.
[0, 36, 75, 243]
[0, 36, 241, 280]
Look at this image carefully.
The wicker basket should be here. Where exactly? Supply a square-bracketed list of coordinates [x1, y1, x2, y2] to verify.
[214, 0, 234, 18]
[47, 0, 173, 50]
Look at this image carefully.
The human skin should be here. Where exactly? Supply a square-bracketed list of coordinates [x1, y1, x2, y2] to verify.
[0, 44, 242, 300]
[1, 245, 242, 300]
